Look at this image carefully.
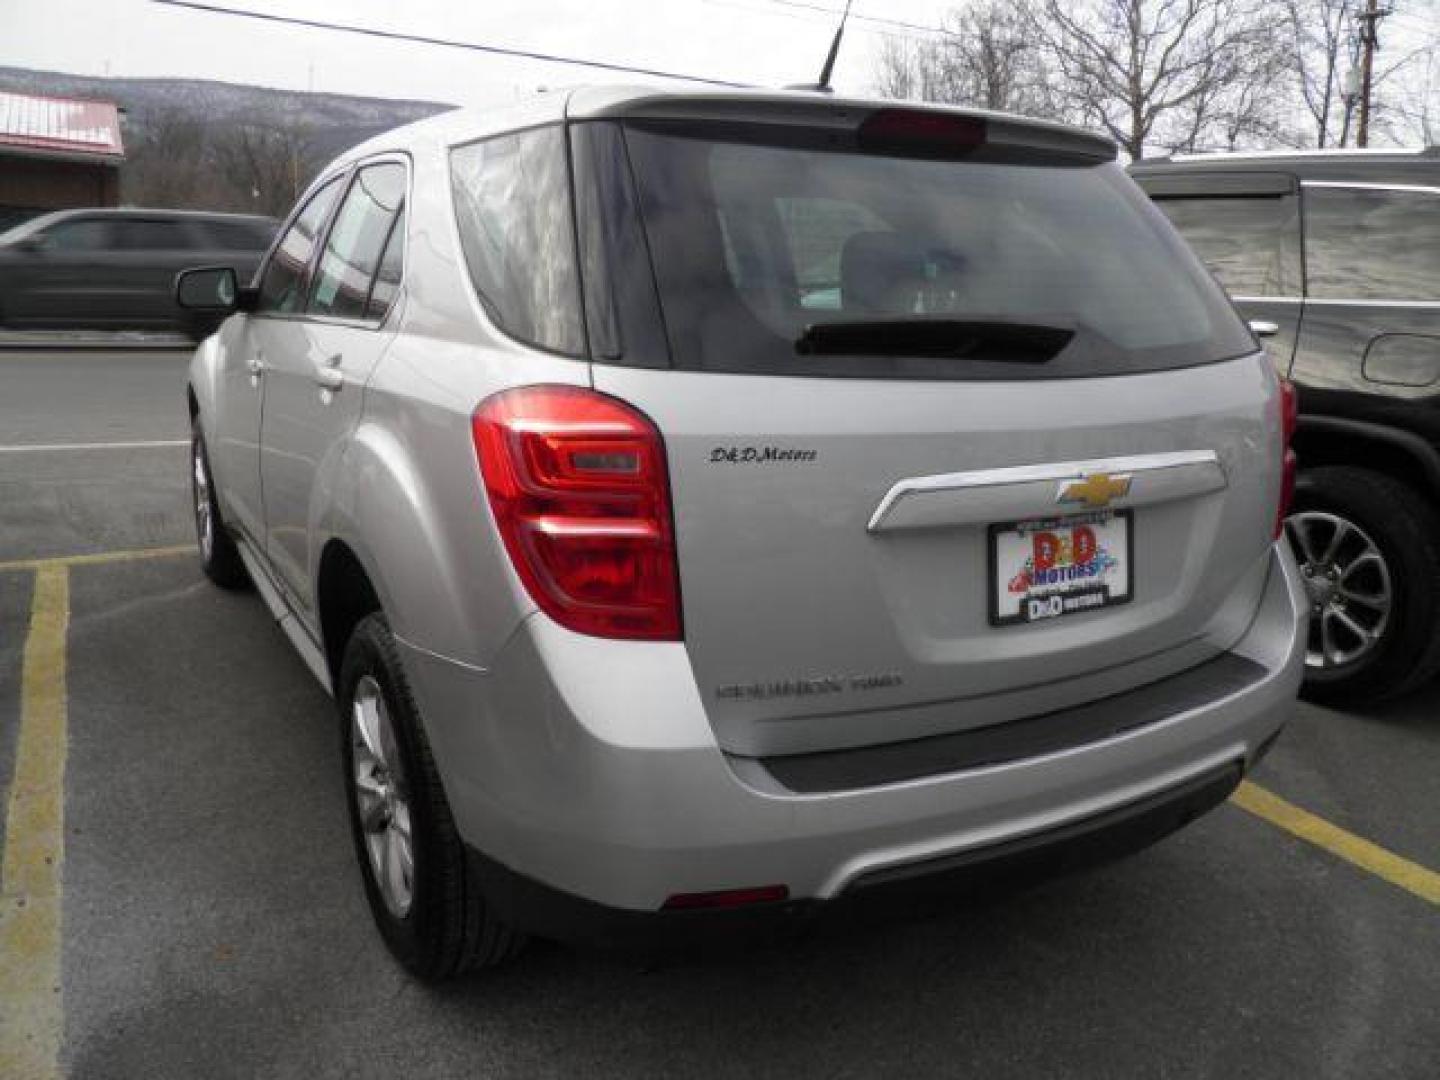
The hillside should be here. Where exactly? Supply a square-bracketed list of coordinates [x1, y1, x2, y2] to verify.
[0, 66, 452, 158]
[0, 67, 455, 214]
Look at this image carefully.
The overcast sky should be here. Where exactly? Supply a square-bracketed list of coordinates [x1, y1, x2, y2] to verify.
[3, 0, 959, 105]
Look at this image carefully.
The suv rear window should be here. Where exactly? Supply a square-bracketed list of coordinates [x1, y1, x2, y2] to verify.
[1305, 186, 1440, 302]
[604, 122, 1253, 379]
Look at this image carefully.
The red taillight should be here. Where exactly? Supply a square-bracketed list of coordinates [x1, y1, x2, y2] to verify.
[473, 385, 681, 641]
[662, 885, 790, 911]
[1275, 379, 1298, 539]
[858, 108, 987, 156]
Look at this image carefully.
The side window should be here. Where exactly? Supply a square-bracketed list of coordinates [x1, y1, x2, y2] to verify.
[450, 126, 584, 355]
[256, 176, 344, 315]
[1305, 186, 1440, 301]
[44, 220, 112, 251]
[202, 220, 276, 250]
[1151, 196, 1301, 297]
[110, 219, 193, 251]
[308, 162, 406, 321]
[366, 207, 406, 323]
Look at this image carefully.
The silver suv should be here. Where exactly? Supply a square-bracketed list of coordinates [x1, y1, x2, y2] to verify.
[179, 88, 1306, 980]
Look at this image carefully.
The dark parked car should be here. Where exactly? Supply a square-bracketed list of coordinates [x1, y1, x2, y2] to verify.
[1132, 147, 1440, 704]
[0, 207, 277, 337]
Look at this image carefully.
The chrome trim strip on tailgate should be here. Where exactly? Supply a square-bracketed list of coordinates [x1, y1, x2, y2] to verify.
[867, 449, 1225, 533]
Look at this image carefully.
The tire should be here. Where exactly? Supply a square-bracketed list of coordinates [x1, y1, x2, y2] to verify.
[338, 613, 524, 979]
[1286, 466, 1440, 706]
[191, 422, 249, 590]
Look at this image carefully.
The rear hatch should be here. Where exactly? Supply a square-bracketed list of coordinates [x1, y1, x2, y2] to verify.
[570, 96, 1278, 758]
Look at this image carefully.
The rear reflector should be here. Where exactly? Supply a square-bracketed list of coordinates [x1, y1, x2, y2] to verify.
[858, 108, 987, 157]
[473, 385, 682, 641]
[662, 885, 790, 911]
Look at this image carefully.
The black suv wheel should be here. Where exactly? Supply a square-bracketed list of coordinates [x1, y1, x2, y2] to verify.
[1286, 466, 1440, 705]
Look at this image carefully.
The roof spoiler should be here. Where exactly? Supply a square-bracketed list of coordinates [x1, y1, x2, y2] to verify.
[568, 92, 1116, 165]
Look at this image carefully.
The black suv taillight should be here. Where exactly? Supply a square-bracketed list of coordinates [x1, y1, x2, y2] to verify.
[1276, 378, 1298, 539]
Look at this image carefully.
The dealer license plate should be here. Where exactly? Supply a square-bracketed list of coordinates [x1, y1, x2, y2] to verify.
[989, 511, 1133, 626]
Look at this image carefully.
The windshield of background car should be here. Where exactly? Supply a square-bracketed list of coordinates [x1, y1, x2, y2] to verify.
[609, 121, 1256, 379]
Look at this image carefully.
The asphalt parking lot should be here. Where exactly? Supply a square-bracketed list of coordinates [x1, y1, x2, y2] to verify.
[2, 348, 1438, 1079]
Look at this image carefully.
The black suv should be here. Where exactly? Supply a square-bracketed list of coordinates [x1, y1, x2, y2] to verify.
[0, 207, 277, 338]
[1132, 148, 1440, 704]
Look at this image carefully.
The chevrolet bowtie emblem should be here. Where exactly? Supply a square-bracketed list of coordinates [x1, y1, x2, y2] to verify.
[1057, 472, 1133, 509]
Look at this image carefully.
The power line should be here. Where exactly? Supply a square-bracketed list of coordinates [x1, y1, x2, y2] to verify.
[756, 0, 958, 38]
[147, 0, 753, 88]
[701, 0, 917, 41]
[702, 0, 952, 46]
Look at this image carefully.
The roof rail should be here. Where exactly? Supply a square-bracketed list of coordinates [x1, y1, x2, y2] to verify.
[1164, 147, 1432, 163]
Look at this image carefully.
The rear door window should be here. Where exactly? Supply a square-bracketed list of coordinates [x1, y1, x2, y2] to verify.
[450, 126, 584, 355]
[1149, 195, 1302, 297]
[612, 124, 1253, 379]
[43, 220, 113, 251]
[256, 176, 344, 315]
[202, 220, 276, 250]
[308, 162, 406, 322]
[110, 219, 194, 251]
[1305, 186, 1440, 301]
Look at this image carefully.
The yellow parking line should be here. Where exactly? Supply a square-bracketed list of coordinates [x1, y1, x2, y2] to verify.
[0, 565, 70, 1080]
[1233, 780, 1440, 907]
[0, 543, 194, 575]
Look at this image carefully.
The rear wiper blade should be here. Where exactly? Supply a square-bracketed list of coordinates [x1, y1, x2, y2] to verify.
[794, 318, 1074, 361]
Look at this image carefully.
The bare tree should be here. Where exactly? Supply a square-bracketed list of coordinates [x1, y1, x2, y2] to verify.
[209, 123, 321, 217]
[874, 34, 924, 101]
[1038, 0, 1286, 158]
[1366, 36, 1440, 145]
[1285, 0, 1354, 147]
[871, 1, 1062, 119]
[122, 107, 211, 207]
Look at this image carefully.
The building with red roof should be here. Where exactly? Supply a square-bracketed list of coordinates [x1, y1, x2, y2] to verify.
[0, 89, 125, 230]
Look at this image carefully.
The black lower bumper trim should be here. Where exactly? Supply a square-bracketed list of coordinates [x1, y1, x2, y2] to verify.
[469, 760, 1244, 955]
[848, 760, 1241, 897]
[750, 652, 1266, 793]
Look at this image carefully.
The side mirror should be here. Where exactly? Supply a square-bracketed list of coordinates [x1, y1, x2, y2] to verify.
[176, 266, 241, 312]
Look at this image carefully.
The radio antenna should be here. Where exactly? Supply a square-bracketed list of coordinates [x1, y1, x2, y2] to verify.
[815, 0, 854, 92]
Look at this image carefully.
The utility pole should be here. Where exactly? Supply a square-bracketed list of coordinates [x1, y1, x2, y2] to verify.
[1355, 0, 1391, 148]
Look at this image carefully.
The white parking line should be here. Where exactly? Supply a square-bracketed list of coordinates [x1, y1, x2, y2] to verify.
[0, 440, 187, 454]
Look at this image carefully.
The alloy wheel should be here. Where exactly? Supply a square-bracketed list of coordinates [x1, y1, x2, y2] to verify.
[1286, 511, 1392, 671]
[192, 439, 214, 563]
[350, 675, 415, 918]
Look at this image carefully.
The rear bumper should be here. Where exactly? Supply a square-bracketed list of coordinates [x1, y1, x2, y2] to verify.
[403, 543, 1304, 930]
[467, 759, 1245, 952]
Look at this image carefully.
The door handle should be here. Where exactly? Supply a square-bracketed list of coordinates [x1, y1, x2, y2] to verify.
[1249, 320, 1280, 338]
[247, 353, 264, 376]
[313, 353, 344, 392]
